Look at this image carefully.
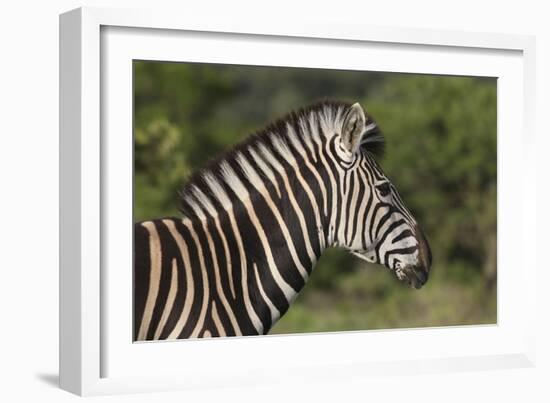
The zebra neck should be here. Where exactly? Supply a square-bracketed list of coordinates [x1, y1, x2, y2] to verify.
[176, 105, 350, 333]
[226, 179, 325, 330]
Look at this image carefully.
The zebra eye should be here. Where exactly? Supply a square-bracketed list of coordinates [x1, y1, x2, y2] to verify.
[376, 182, 391, 197]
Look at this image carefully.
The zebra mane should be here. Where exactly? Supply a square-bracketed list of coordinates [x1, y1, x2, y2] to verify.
[178, 100, 384, 220]
[360, 118, 385, 157]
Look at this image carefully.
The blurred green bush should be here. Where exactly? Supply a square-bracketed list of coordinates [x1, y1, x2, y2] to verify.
[134, 61, 497, 333]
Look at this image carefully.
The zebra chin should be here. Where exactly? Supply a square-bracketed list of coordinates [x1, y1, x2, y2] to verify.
[394, 264, 429, 289]
[351, 249, 431, 289]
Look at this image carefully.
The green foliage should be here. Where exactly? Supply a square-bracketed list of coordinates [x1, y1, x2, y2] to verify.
[134, 61, 497, 334]
[271, 264, 496, 334]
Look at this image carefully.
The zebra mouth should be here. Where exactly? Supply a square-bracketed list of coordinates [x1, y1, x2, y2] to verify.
[395, 263, 427, 289]
[352, 252, 428, 289]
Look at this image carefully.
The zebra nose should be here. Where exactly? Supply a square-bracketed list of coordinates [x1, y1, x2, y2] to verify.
[402, 264, 428, 289]
[414, 266, 428, 286]
[414, 225, 432, 273]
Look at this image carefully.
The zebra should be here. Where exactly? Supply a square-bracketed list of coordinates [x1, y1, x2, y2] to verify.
[134, 100, 432, 341]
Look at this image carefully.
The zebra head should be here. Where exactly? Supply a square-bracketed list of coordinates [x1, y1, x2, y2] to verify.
[334, 103, 432, 289]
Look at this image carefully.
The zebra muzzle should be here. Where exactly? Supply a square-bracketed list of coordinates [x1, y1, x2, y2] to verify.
[397, 265, 429, 289]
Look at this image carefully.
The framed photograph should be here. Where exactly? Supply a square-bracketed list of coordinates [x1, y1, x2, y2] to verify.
[59, 6, 537, 396]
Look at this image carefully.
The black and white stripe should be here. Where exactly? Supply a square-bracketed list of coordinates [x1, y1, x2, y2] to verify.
[134, 100, 432, 341]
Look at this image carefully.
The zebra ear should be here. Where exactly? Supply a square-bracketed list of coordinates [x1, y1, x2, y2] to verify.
[341, 103, 366, 153]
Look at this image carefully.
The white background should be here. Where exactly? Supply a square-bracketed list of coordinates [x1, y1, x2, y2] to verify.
[1, 0, 548, 402]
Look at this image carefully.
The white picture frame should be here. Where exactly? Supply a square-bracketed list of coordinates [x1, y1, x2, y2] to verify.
[59, 6, 537, 396]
